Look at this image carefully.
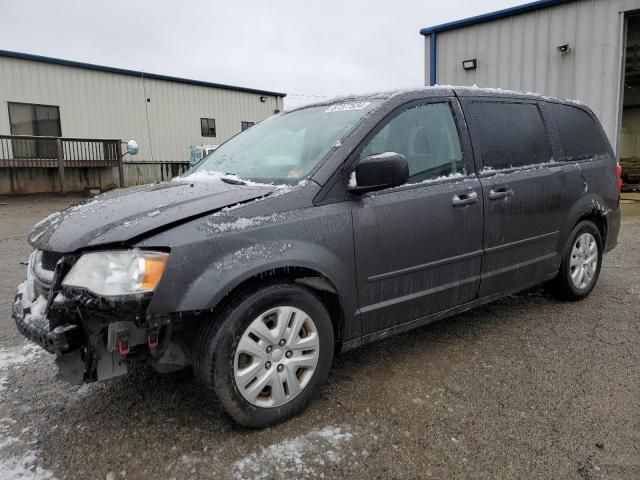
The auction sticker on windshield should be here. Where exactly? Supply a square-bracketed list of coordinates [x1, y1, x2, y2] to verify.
[325, 102, 371, 113]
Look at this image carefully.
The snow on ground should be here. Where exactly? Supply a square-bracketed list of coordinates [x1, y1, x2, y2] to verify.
[0, 449, 55, 480]
[0, 344, 43, 368]
[0, 344, 55, 479]
[232, 426, 353, 480]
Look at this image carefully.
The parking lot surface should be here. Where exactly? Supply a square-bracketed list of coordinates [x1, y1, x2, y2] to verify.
[0, 194, 639, 479]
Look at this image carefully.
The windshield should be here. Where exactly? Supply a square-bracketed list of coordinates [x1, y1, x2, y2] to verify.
[190, 101, 380, 184]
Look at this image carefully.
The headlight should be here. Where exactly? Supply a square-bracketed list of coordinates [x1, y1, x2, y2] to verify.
[62, 249, 169, 297]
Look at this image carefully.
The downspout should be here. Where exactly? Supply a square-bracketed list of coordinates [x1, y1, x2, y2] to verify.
[430, 32, 438, 86]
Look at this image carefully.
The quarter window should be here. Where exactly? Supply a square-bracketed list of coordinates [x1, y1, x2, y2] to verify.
[241, 121, 255, 131]
[547, 103, 610, 160]
[200, 118, 216, 137]
[464, 101, 552, 170]
[359, 103, 464, 183]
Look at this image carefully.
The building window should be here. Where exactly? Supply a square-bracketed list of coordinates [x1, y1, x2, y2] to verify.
[241, 121, 255, 131]
[200, 118, 216, 137]
[8, 102, 61, 137]
[8, 102, 62, 159]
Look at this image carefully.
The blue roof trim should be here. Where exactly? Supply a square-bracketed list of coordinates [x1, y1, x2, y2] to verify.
[429, 33, 437, 86]
[420, 0, 574, 35]
[0, 49, 286, 97]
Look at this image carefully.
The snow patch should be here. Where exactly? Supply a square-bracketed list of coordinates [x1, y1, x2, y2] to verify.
[373, 151, 401, 159]
[233, 426, 353, 480]
[13, 294, 49, 334]
[31, 212, 61, 231]
[389, 172, 467, 190]
[348, 172, 358, 188]
[214, 243, 293, 271]
[591, 198, 611, 216]
[0, 350, 54, 479]
[479, 160, 559, 175]
[0, 344, 43, 373]
[175, 171, 295, 190]
[410, 172, 465, 185]
[325, 102, 371, 113]
[286, 85, 586, 116]
[0, 449, 55, 479]
[207, 213, 285, 234]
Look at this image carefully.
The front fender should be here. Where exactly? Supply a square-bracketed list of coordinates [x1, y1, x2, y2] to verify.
[138, 197, 360, 341]
[170, 240, 353, 314]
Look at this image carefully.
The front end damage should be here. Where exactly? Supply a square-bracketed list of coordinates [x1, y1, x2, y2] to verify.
[12, 250, 192, 384]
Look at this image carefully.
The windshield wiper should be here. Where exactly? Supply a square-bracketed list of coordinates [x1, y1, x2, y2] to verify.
[220, 175, 246, 185]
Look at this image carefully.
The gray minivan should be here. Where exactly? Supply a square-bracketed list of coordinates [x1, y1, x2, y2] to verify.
[13, 87, 621, 427]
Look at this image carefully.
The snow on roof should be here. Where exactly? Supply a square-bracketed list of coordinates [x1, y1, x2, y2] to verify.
[284, 85, 583, 114]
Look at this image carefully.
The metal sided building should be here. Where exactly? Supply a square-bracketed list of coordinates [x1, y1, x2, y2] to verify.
[0, 50, 286, 163]
[421, 0, 640, 165]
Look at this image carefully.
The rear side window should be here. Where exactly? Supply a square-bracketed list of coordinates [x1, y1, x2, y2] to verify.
[547, 103, 610, 160]
[464, 101, 552, 170]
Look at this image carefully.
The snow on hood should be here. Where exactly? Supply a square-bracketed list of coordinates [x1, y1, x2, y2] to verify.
[176, 170, 306, 189]
[28, 180, 279, 253]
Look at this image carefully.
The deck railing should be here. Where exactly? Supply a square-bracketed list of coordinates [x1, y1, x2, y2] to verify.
[0, 135, 124, 194]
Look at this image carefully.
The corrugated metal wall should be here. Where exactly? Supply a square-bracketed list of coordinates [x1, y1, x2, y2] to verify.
[0, 57, 284, 162]
[425, 0, 640, 152]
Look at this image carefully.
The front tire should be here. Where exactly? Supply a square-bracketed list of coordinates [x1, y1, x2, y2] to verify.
[195, 282, 334, 427]
[547, 221, 603, 301]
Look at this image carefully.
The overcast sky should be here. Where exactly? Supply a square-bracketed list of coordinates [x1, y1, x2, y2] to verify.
[0, 0, 521, 108]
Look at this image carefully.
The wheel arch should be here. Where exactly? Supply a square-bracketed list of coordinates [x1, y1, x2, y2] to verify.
[567, 194, 610, 247]
[178, 264, 348, 351]
[200, 265, 347, 352]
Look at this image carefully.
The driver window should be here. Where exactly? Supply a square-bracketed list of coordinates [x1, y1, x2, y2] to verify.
[360, 103, 464, 183]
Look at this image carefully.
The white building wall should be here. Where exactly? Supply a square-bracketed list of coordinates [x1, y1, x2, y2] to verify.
[425, 0, 640, 153]
[0, 56, 284, 162]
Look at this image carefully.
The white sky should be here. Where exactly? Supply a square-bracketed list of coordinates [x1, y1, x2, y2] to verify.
[0, 0, 522, 109]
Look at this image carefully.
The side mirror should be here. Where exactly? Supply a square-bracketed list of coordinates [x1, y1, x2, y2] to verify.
[126, 139, 139, 156]
[348, 152, 409, 193]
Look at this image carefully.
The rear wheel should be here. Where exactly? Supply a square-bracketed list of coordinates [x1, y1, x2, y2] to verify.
[547, 221, 603, 300]
[195, 282, 334, 427]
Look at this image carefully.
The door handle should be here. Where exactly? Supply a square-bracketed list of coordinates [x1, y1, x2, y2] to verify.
[488, 187, 514, 200]
[452, 191, 479, 207]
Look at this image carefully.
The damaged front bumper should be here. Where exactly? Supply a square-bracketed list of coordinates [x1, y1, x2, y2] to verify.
[11, 287, 133, 385]
[12, 292, 83, 355]
[12, 286, 180, 385]
[13, 250, 193, 386]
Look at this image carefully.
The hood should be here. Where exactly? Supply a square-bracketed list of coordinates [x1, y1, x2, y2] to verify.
[29, 180, 277, 253]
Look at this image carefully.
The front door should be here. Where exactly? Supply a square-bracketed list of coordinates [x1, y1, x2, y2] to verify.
[350, 99, 484, 335]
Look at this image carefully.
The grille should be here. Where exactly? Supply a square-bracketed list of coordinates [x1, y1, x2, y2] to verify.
[41, 251, 63, 271]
